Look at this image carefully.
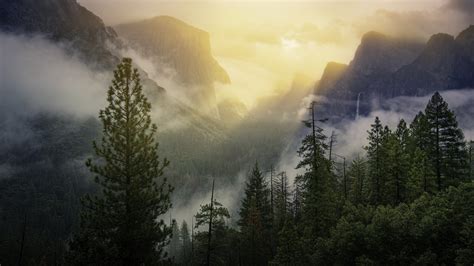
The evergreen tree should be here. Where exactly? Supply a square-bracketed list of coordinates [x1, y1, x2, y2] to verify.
[193, 199, 232, 265]
[238, 162, 273, 265]
[169, 220, 181, 263]
[274, 171, 291, 232]
[407, 147, 434, 200]
[295, 106, 338, 251]
[365, 117, 389, 205]
[385, 119, 410, 204]
[271, 219, 306, 266]
[424, 92, 468, 190]
[67, 58, 173, 265]
[348, 156, 367, 205]
[180, 221, 192, 265]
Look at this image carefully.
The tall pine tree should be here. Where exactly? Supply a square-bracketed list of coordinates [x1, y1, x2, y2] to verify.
[67, 58, 173, 265]
[365, 117, 388, 205]
[238, 162, 273, 265]
[424, 92, 468, 190]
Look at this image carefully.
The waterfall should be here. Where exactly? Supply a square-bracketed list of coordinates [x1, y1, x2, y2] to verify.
[356, 92, 362, 120]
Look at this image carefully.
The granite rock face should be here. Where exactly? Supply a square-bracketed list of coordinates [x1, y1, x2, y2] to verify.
[116, 16, 230, 86]
[314, 27, 474, 119]
[115, 16, 231, 118]
[0, 0, 122, 70]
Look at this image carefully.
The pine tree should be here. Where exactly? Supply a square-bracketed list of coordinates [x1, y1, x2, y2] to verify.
[365, 117, 388, 205]
[271, 219, 305, 266]
[274, 171, 291, 232]
[424, 92, 468, 190]
[180, 221, 192, 265]
[238, 162, 273, 265]
[386, 119, 410, 204]
[408, 112, 435, 196]
[295, 105, 337, 242]
[67, 58, 173, 265]
[348, 156, 367, 205]
[407, 147, 434, 200]
[194, 198, 231, 265]
[169, 220, 181, 263]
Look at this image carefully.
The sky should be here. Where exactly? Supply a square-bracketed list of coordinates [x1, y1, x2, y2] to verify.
[77, 0, 473, 106]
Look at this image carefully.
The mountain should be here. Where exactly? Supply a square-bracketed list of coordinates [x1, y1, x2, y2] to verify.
[0, 0, 121, 70]
[116, 16, 230, 86]
[115, 16, 231, 117]
[316, 62, 347, 95]
[314, 26, 474, 119]
[456, 25, 474, 61]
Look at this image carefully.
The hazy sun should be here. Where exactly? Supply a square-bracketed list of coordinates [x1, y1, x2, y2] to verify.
[281, 37, 300, 50]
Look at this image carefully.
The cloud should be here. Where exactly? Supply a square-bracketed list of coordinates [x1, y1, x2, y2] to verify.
[273, 89, 474, 188]
[354, 4, 472, 41]
[444, 0, 474, 20]
[328, 89, 474, 159]
[0, 33, 109, 117]
[168, 171, 248, 228]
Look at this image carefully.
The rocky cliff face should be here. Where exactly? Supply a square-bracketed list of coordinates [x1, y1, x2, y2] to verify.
[314, 26, 474, 119]
[0, 0, 122, 69]
[456, 25, 474, 61]
[115, 16, 230, 118]
[316, 62, 347, 95]
[116, 16, 230, 86]
[373, 32, 474, 98]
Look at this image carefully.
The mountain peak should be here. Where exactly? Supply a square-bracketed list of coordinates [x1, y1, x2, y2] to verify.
[426, 33, 455, 49]
[317, 62, 348, 93]
[351, 31, 422, 76]
[456, 25, 474, 61]
[0, 0, 121, 69]
[361, 31, 388, 42]
[116, 16, 230, 86]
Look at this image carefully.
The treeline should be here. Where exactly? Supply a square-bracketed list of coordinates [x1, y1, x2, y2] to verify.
[3, 58, 473, 265]
[169, 92, 474, 265]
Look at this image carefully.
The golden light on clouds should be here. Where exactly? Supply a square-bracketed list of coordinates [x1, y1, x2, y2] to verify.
[78, 0, 472, 106]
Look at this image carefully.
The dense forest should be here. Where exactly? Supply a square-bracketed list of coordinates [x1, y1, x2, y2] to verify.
[2, 58, 474, 265]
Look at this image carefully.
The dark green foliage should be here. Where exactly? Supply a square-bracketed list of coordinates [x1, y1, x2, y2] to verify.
[67, 58, 173, 265]
[385, 119, 410, 204]
[296, 116, 337, 238]
[365, 117, 389, 205]
[238, 162, 273, 265]
[0, 115, 98, 265]
[271, 219, 305, 266]
[424, 92, 469, 190]
[273, 171, 291, 232]
[180, 221, 192, 265]
[315, 182, 474, 265]
[193, 199, 240, 265]
[348, 156, 368, 204]
[169, 220, 181, 263]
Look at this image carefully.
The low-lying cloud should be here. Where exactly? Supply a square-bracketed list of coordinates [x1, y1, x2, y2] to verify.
[0, 33, 109, 117]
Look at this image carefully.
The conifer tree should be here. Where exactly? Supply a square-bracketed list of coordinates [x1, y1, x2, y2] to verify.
[407, 147, 434, 200]
[348, 156, 367, 205]
[193, 199, 231, 265]
[424, 92, 468, 190]
[386, 119, 410, 204]
[67, 58, 173, 265]
[365, 117, 388, 204]
[169, 220, 181, 263]
[274, 171, 291, 232]
[295, 107, 337, 241]
[271, 219, 306, 266]
[238, 162, 273, 265]
[180, 221, 192, 265]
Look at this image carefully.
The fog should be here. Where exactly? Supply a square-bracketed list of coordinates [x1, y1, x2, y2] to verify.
[0, 33, 109, 117]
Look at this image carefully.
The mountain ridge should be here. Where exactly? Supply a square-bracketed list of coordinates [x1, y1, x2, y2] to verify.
[314, 26, 474, 119]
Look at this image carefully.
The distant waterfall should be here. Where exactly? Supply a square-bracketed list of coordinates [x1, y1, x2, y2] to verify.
[356, 92, 362, 120]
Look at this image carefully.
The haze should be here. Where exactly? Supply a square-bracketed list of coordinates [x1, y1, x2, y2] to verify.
[78, 0, 472, 106]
